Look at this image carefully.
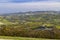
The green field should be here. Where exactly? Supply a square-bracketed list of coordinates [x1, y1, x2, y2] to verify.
[0, 36, 58, 40]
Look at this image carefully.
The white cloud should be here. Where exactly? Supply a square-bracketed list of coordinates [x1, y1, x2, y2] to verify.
[0, 2, 60, 13]
[0, 0, 11, 3]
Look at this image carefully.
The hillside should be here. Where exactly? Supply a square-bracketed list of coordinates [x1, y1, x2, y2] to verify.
[0, 11, 60, 39]
[1, 11, 60, 28]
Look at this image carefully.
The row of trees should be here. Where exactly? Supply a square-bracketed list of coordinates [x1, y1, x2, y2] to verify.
[0, 25, 60, 39]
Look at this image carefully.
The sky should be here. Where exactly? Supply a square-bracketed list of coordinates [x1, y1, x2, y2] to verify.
[0, 0, 60, 13]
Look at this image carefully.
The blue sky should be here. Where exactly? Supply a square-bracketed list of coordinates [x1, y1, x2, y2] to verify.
[0, 0, 48, 3]
[0, 0, 60, 3]
[0, 0, 60, 13]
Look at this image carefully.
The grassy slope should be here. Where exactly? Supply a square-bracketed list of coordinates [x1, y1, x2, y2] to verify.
[0, 36, 58, 40]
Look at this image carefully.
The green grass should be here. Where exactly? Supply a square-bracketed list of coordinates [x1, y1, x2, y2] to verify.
[0, 36, 58, 40]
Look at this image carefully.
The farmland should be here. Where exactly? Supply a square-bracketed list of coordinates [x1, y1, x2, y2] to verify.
[0, 11, 60, 39]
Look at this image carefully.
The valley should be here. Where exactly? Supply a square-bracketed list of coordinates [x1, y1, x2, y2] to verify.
[0, 11, 60, 39]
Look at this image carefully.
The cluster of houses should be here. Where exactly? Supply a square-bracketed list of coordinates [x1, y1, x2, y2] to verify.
[33, 25, 55, 30]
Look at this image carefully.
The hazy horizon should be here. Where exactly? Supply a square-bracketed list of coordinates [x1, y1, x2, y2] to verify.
[0, 0, 60, 13]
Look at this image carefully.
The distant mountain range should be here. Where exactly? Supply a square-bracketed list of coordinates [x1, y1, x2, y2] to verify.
[0, 11, 60, 16]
